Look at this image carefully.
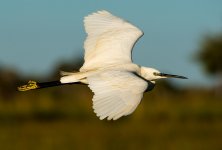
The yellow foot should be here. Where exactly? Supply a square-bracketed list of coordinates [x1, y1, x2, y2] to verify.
[18, 80, 38, 91]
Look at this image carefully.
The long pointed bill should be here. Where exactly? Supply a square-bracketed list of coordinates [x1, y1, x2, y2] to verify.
[159, 73, 188, 79]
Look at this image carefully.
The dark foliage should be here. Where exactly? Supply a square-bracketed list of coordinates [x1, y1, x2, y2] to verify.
[197, 33, 222, 75]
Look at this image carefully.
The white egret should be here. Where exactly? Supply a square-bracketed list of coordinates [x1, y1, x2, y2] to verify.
[18, 10, 187, 120]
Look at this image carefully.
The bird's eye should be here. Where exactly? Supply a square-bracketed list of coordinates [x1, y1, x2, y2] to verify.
[153, 72, 158, 76]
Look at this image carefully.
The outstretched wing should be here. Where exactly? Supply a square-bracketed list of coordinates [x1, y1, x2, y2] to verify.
[87, 71, 148, 120]
[80, 10, 143, 71]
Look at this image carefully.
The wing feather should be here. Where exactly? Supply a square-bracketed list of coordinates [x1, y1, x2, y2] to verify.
[87, 71, 148, 120]
[80, 10, 143, 71]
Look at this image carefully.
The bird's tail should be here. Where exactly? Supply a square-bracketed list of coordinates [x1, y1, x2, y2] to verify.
[17, 80, 82, 92]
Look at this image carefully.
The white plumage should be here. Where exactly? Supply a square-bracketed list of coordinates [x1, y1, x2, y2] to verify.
[59, 10, 187, 120]
[78, 10, 146, 120]
[88, 71, 147, 120]
[80, 10, 143, 72]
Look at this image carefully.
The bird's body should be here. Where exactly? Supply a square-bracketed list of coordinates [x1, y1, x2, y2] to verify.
[60, 63, 140, 84]
[18, 10, 187, 120]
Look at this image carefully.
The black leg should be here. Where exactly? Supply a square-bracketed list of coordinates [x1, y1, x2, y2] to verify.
[18, 80, 83, 91]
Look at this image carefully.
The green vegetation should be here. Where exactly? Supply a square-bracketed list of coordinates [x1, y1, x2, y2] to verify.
[0, 83, 222, 150]
[1, 31, 222, 150]
[197, 33, 222, 75]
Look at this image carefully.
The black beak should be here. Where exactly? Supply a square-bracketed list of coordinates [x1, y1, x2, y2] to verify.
[159, 73, 188, 79]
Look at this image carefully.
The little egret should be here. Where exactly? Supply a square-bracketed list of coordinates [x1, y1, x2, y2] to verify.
[18, 10, 187, 120]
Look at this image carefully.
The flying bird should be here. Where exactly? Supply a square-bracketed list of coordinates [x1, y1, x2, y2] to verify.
[18, 10, 187, 120]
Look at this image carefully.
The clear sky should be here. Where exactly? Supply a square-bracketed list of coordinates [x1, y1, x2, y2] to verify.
[0, 0, 222, 86]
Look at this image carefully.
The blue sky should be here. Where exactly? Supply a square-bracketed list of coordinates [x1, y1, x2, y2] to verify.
[0, 0, 222, 86]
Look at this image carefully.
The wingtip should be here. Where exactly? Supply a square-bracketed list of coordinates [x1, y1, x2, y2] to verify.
[84, 10, 113, 21]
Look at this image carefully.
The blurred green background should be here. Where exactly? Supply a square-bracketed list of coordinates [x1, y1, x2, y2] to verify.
[1, 1, 222, 150]
[1, 32, 222, 150]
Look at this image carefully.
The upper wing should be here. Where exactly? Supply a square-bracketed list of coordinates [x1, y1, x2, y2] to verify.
[80, 10, 143, 72]
[87, 71, 148, 120]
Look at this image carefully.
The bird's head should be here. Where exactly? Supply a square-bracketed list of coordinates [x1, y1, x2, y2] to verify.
[140, 67, 187, 83]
